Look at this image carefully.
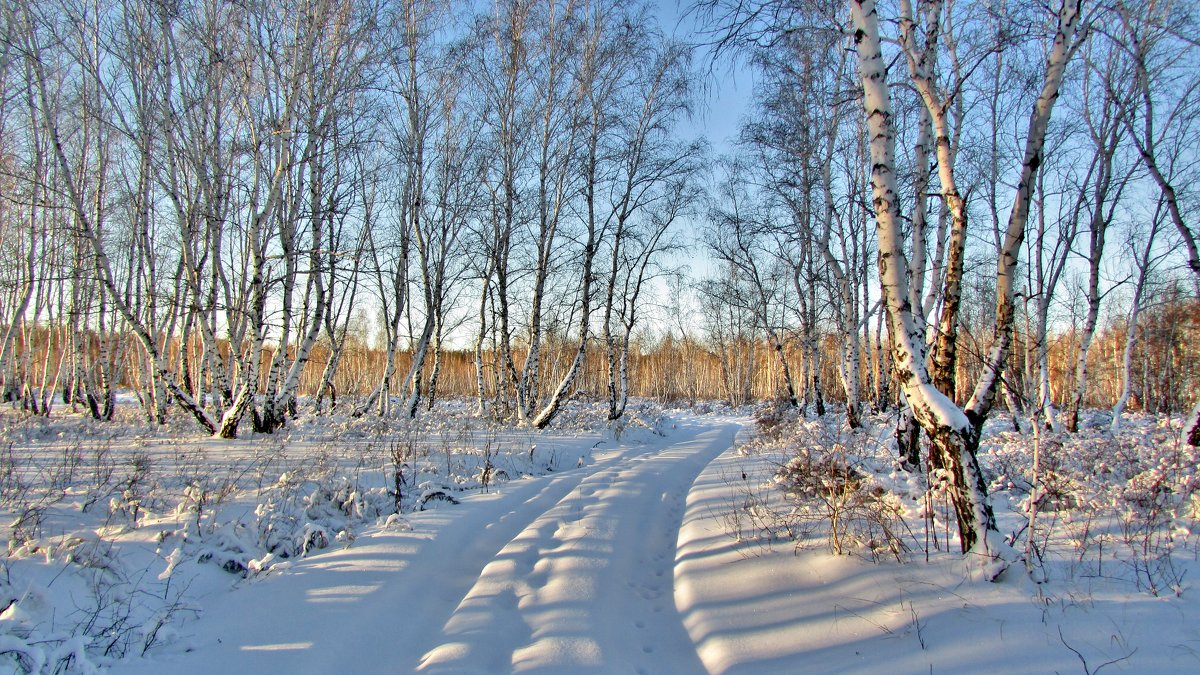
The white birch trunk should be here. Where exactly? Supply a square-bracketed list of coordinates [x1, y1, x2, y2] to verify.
[1111, 210, 1162, 431]
[1120, 19, 1200, 443]
[474, 271, 492, 416]
[1067, 216, 1107, 432]
[964, 0, 1083, 423]
[851, 0, 1009, 564]
[19, 11, 221, 433]
[354, 270, 407, 418]
[403, 312, 435, 419]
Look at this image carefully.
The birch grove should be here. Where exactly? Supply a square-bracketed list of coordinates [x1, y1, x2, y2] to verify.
[0, 0, 707, 432]
[0, 0, 1196, 478]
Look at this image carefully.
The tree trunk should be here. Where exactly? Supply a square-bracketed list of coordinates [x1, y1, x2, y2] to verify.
[850, 0, 1080, 563]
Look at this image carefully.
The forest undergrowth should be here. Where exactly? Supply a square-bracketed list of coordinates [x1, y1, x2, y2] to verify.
[725, 403, 1200, 598]
[0, 400, 669, 673]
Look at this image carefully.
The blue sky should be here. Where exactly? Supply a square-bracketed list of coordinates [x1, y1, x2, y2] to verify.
[654, 0, 755, 156]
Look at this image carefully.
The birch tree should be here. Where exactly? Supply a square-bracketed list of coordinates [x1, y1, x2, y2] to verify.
[386, 0, 461, 420]
[255, 0, 379, 431]
[597, 33, 700, 422]
[1024, 146, 1081, 431]
[14, 0, 228, 434]
[705, 159, 797, 407]
[1111, 198, 1169, 431]
[850, 0, 1083, 563]
[743, 26, 869, 425]
[1113, 1, 1200, 445]
[1065, 33, 1135, 432]
[529, 0, 617, 428]
[512, 0, 580, 425]
[467, 0, 533, 418]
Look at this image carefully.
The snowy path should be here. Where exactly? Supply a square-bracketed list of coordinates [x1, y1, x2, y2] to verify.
[118, 420, 741, 674]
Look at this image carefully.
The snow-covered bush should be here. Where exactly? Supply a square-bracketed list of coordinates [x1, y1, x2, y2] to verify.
[252, 470, 394, 563]
[771, 421, 907, 560]
[2, 529, 192, 672]
[0, 398, 676, 671]
[979, 417, 1198, 595]
[729, 412, 910, 561]
[731, 408, 1200, 591]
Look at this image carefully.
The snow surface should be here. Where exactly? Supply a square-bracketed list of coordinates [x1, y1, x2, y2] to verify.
[676, 427, 1200, 673]
[113, 419, 738, 673]
[5, 405, 1200, 673]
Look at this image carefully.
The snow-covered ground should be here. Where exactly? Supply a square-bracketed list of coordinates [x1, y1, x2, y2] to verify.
[2, 401, 1198, 673]
[677, 421, 1200, 673]
[114, 417, 738, 674]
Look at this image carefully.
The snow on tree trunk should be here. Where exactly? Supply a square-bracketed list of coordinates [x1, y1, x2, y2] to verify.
[896, 403, 920, 470]
[217, 230, 268, 439]
[1032, 298, 1061, 432]
[270, 266, 327, 427]
[533, 166, 598, 428]
[851, 0, 1005, 565]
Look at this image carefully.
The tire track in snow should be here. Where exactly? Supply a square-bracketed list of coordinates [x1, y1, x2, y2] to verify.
[114, 420, 739, 674]
[417, 421, 739, 673]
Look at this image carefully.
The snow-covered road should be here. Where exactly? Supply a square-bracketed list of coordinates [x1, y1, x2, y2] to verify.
[118, 419, 741, 674]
